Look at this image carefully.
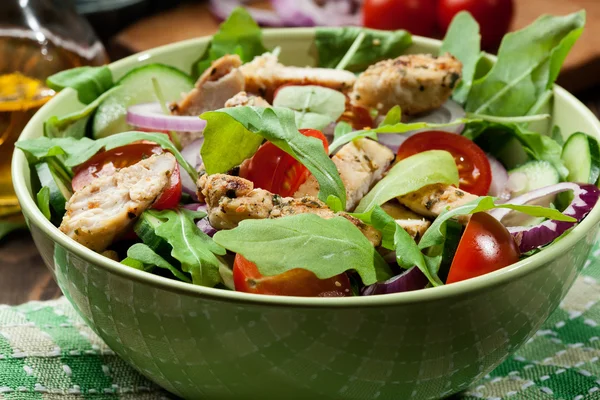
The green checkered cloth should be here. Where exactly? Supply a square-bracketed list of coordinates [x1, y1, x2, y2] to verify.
[3, 244, 600, 400]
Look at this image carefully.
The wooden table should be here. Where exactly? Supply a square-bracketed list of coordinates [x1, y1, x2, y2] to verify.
[2, 2, 600, 305]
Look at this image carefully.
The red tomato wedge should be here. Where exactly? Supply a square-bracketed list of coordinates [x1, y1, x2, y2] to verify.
[397, 131, 492, 195]
[233, 254, 352, 297]
[72, 143, 182, 210]
[446, 212, 520, 284]
[240, 129, 329, 197]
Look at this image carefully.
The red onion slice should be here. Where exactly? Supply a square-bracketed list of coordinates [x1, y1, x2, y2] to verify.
[209, 0, 284, 26]
[361, 267, 429, 296]
[489, 183, 600, 253]
[127, 103, 207, 132]
[180, 138, 204, 201]
[271, 0, 362, 27]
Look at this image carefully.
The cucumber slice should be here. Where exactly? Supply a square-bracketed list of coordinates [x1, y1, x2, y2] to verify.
[561, 132, 600, 184]
[92, 64, 194, 139]
[507, 160, 560, 197]
[35, 161, 73, 220]
[134, 211, 173, 258]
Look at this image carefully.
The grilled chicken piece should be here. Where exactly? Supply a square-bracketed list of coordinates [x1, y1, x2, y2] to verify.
[350, 53, 462, 115]
[294, 138, 395, 211]
[60, 153, 176, 252]
[171, 54, 245, 116]
[381, 201, 431, 242]
[397, 183, 478, 223]
[239, 53, 356, 101]
[225, 91, 270, 108]
[198, 173, 382, 246]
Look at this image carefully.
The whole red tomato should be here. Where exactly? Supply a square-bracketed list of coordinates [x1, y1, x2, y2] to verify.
[363, 0, 437, 37]
[438, 0, 515, 49]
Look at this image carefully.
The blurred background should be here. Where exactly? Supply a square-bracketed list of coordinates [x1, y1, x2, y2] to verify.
[1, 0, 599, 304]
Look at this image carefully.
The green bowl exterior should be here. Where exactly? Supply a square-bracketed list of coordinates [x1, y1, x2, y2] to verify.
[13, 29, 600, 400]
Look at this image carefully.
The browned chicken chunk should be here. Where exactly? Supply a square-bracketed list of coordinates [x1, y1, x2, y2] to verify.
[350, 53, 462, 115]
[198, 173, 382, 246]
[397, 183, 478, 223]
[225, 91, 270, 108]
[380, 201, 431, 242]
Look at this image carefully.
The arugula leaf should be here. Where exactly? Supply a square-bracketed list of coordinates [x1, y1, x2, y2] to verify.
[144, 208, 225, 287]
[463, 120, 567, 178]
[192, 7, 268, 78]
[121, 256, 147, 271]
[466, 11, 586, 116]
[418, 196, 576, 251]
[201, 106, 346, 207]
[440, 12, 482, 104]
[36, 186, 51, 220]
[16, 131, 198, 181]
[126, 243, 192, 282]
[316, 27, 412, 72]
[329, 123, 377, 155]
[44, 86, 122, 139]
[272, 85, 346, 130]
[355, 150, 460, 213]
[47, 66, 114, 105]
[353, 206, 444, 286]
[213, 214, 392, 285]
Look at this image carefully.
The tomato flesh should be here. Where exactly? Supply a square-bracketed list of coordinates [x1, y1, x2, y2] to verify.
[363, 0, 437, 37]
[240, 129, 328, 197]
[72, 143, 181, 210]
[397, 131, 492, 196]
[233, 254, 352, 297]
[446, 212, 520, 284]
[438, 0, 514, 50]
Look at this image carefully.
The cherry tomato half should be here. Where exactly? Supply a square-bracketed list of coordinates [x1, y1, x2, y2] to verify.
[363, 0, 437, 37]
[240, 129, 329, 197]
[397, 131, 492, 196]
[233, 254, 352, 297]
[72, 143, 182, 210]
[446, 212, 520, 284]
[438, 0, 515, 50]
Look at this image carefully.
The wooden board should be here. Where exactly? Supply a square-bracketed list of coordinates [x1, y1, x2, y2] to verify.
[112, 0, 600, 93]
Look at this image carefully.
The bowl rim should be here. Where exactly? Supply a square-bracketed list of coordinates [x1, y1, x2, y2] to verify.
[13, 28, 600, 309]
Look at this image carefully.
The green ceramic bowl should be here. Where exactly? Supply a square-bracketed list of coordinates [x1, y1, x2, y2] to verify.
[12, 29, 600, 400]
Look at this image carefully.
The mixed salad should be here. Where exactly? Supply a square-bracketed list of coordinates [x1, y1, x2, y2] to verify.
[16, 8, 600, 297]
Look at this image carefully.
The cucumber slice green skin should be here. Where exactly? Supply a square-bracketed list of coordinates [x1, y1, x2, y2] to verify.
[92, 63, 194, 139]
[134, 212, 174, 261]
[561, 132, 600, 185]
[35, 161, 73, 223]
[507, 160, 560, 197]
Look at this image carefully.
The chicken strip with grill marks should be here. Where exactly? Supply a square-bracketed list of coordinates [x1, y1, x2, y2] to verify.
[239, 53, 356, 101]
[171, 54, 245, 117]
[198, 173, 382, 246]
[350, 53, 462, 115]
[380, 201, 431, 242]
[294, 138, 395, 211]
[397, 183, 478, 224]
[225, 91, 270, 108]
[60, 153, 176, 252]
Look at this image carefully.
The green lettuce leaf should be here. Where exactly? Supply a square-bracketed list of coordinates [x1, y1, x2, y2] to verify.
[16, 131, 198, 181]
[355, 150, 460, 213]
[466, 11, 586, 116]
[315, 27, 412, 72]
[440, 12, 483, 103]
[47, 66, 114, 105]
[213, 214, 392, 285]
[201, 106, 346, 208]
[272, 85, 346, 130]
[126, 243, 192, 282]
[143, 208, 226, 287]
[191, 7, 268, 78]
[36, 186, 51, 220]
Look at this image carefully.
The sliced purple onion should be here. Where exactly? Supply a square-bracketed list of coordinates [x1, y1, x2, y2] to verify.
[361, 267, 428, 296]
[127, 103, 207, 132]
[487, 154, 510, 200]
[197, 217, 217, 237]
[489, 183, 600, 253]
[210, 0, 284, 26]
[183, 203, 203, 211]
[180, 138, 204, 201]
[271, 0, 362, 27]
